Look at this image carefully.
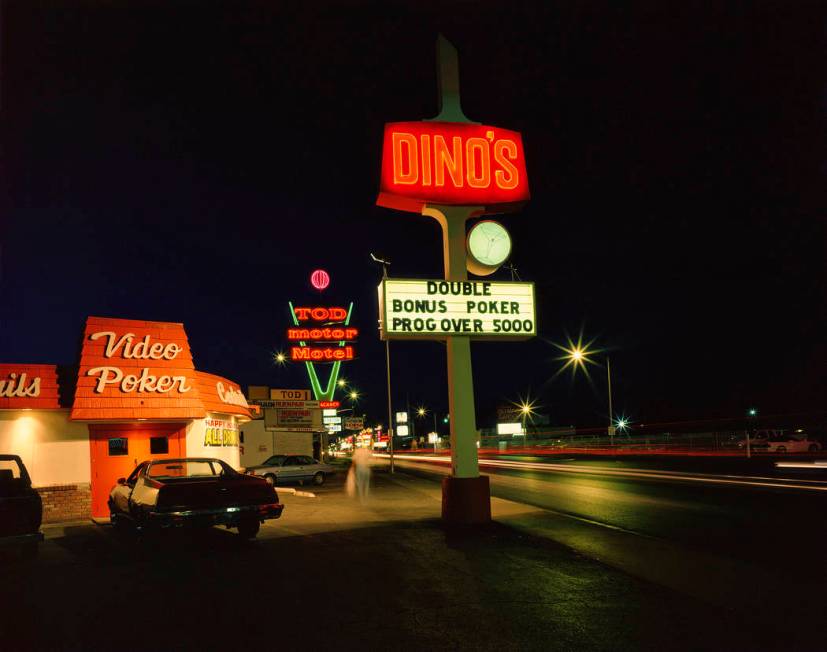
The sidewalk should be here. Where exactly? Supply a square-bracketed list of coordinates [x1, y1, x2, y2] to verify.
[3, 467, 795, 651]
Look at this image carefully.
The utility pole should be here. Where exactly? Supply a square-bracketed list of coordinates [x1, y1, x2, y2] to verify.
[372, 253, 394, 474]
[607, 356, 614, 446]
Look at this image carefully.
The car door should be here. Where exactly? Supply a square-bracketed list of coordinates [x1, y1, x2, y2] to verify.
[300, 456, 318, 480]
[112, 463, 144, 514]
[279, 456, 304, 483]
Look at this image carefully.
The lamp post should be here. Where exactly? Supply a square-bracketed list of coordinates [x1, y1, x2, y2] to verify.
[371, 253, 394, 474]
[564, 343, 615, 446]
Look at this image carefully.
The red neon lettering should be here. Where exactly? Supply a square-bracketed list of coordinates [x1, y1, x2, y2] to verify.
[293, 307, 349, 322]
[286, 327, 359, 341]
[392, 132, 418, 184]
[378, 122, 529, 214]
[493, 139, 519, 189]
[465, 137, 491, 189]
[434, 135, 463, 188]
[290, 346, 355, 361]
[319, 401, 340, 409]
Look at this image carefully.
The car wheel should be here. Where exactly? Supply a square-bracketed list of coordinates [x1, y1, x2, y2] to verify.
[238, 518, 260, 539]
[264, 474, 277, 486]
[809, 444, 819, 452]
[776, 446, 786, 453]
[313, 472, 325, 486]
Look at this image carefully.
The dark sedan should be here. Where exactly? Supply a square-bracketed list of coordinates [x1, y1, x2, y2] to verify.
[0, 454, 43, 555]
[109, 458, 283, 539]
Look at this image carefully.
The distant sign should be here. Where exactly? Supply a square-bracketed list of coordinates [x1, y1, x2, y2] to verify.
[264, 407, 322, 432]
[379, 279, 536, 340]
[343, 416, 364, 431]
[270, 389, 311, 401]
[395, 411, 408, 424]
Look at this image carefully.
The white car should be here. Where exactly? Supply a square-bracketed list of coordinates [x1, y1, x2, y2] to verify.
[243, 455, 335, 486]
[764, 434, 821, 454]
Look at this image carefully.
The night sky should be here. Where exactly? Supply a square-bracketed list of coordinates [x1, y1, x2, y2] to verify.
[2, 1, 825, 430]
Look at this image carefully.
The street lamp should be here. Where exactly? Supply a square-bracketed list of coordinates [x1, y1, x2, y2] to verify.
[338, 378, 348, 388]
[555, 335, 615, 445]
[274, 351, 287, 366]
[349, 389, 360, 403]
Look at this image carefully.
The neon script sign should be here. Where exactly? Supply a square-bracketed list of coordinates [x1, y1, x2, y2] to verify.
[377, 122, 529, 214]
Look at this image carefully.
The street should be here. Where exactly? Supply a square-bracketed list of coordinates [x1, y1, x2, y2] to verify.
[390, 454, 827, 623]
[2, 464, 824, 651]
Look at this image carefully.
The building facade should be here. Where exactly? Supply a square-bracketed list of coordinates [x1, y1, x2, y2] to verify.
[0, 316, 252, 521]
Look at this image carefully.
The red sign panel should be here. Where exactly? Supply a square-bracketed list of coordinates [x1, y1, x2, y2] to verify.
[71, 316, 205, 421]
[0, 364, 63, 410]
[377, 121, 529, 214]
[194, 371, 252, 420]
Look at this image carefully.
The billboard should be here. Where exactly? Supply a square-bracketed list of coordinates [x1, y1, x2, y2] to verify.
[379, 279, 536, 340]
[264, 406, 322, 432]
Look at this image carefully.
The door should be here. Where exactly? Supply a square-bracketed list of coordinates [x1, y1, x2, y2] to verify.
[89, 424, 186, 518]
[279, 456, 305, 483]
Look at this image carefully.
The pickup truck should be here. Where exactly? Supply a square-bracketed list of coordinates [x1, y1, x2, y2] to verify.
[109, 458, 283, 539]
[0, 454, 44, 555]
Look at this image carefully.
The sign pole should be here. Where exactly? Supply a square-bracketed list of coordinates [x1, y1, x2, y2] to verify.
[422, 205, 491, 522]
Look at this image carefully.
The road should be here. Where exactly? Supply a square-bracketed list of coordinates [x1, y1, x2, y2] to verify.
[387, 453, 827, 587]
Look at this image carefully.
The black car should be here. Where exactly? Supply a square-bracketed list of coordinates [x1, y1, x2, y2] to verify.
[0, 454, 44, 555]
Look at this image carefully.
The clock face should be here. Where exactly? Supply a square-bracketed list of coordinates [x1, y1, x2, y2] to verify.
[467, 221, 512, 267]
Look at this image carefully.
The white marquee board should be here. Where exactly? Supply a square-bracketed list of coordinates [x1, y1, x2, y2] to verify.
[379, 279, 536, 340]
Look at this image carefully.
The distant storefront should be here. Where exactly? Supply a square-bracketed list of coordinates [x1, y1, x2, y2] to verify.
[0, 316, 252, 521]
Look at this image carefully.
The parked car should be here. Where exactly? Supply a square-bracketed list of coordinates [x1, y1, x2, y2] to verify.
[108, 458, 283, 539]
[764, 433, 821, 454]
[0, 454, 43, 555]
[243, 455, 335, 486]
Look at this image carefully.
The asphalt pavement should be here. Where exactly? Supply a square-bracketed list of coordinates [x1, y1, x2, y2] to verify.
[0, 465, 820, 651]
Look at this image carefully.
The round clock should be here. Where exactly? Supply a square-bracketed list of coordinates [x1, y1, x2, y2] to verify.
[466, 220, 512, 276]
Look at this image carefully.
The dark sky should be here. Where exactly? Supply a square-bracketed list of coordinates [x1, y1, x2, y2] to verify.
[1, 1, 825, 430]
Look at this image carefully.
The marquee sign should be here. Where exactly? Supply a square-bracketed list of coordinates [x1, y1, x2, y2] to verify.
[377, 122, 529, 215]
[379, 279, 536, 340]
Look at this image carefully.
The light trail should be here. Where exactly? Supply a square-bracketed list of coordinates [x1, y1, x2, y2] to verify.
[375, 454, 827, 493]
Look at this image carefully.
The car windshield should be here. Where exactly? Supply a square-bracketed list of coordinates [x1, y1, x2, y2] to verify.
[0, 458, 23, 482]
[147, 460, 225, 479]
[262, 455, 287, 466]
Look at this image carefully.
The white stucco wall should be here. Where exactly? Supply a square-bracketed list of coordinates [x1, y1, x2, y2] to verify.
[0, 410, 91, 487]
[239, 420, 312, 467]
[186, 414, 241, 470]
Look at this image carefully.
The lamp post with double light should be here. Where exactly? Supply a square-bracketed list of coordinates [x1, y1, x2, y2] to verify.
[560, 340, 615, 447]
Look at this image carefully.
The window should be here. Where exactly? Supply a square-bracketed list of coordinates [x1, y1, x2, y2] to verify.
[108, 438, 128, 456]
[263, 455, 287, 467]
[301, 456, 317, 465]
[284, 456, 302, 467]
[150, 436, 169, 455]
[148, 460, 218, 479]
[240, 432, 245, 444]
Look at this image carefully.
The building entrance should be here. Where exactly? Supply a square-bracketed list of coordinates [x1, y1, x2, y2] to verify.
[89, 423, 187, 518]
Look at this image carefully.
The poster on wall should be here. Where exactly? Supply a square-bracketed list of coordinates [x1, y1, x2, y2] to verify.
[203, 418, 239, 446]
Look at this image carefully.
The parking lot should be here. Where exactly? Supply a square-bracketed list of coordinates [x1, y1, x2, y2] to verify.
[1, 468, 797, 651]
